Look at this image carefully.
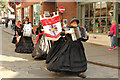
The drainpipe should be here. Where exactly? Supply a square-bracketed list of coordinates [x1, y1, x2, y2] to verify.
[77, 2, 81, 26]
[113, 2, 118, 46]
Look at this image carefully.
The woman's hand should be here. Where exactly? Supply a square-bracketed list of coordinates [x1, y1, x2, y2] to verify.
[41, 29, 44, 31]
[86, 32, 89, 37]
[65, 31, 73, 34]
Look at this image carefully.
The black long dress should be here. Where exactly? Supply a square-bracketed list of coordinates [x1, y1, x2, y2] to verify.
[32, 24, 52, 59]
[32, 34, 52, 59]
[15, 23, 34, 53]
[46, 27, 88, 73]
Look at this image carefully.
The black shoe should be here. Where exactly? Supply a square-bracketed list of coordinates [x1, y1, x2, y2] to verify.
[77, 73, 86, 78]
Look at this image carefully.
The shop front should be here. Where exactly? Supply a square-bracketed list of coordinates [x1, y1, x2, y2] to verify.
[78, 2, 119, 46]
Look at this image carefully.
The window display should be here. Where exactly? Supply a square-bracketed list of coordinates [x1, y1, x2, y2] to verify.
[33, 3, 42, 26]
[79, 2, 113, 34]
[17, 9, 21, 22]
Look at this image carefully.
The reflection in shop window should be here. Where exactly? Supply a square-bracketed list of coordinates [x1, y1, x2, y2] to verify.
[95, 19, 99, 33]
[107, 18, 112, 33]
[101, 18, 106, 33]
[33, 3, 42, 26]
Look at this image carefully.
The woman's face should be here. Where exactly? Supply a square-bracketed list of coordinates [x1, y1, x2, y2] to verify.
[111, 20, 116, 25]
[70, 21, 77, 27]
[25, 21, 28, 24]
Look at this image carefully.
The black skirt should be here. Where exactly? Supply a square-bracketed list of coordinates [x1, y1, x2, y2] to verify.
[46, 38, 87, 73]
[32, 35, 51, 60]
[15, 36, 34, 53]
[32, 39, 47, 60]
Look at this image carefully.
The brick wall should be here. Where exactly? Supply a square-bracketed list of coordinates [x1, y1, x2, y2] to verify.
[41, 2, 56, 15]
[57, 2, 78, 26]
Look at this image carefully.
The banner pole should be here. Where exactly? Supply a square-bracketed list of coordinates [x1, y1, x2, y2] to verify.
[61, 13, 63, 27]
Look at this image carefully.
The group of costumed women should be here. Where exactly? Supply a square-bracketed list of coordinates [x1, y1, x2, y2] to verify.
[14, 17, 89, 78]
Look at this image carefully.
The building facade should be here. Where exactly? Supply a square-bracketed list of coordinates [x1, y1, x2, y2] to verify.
[77, 2, 120, 46]
[15, 2, 77, 33]
[15, 2, 119, 46]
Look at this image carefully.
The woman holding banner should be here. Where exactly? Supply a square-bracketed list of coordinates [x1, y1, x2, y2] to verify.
[46, 17, 89, 78]
[15, 18, 34, 53]
[32, 24, 52, 60]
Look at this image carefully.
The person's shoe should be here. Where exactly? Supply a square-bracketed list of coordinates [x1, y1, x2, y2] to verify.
[109, 48, 114, 50]
[113, 46, 116, 49]
[77, 73, 86, 78]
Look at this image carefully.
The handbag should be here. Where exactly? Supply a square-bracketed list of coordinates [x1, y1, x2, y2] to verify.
[12, 27, 16, 44]
[108, 32, 113, 37]
[12, 35, 16, 44]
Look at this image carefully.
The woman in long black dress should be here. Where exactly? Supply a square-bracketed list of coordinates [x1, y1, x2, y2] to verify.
[32, 23, 52, 60]
[46, 17, 89, 78]
[15, 21, 23, 44]
[15, 18, 34, 53]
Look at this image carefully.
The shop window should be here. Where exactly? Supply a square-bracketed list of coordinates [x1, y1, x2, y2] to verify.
[118, 3, 120, 8]
[85, 4, 89, 17]
[100, 18, 106, 33]
[94, 18, 99, 33]
[90, 3, 94, 17]
[79, 2, 113, 34]
[24, 7, 29, 19]
[84, 19, 89, 31]
[33, 3, 42, 26]
[107, 18, 112, 33]
[17, 9, 21, 22]
[95, 2, 101, 17]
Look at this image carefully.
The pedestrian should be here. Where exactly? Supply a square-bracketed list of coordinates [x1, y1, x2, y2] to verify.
[15, 21, 22, 44]
[36, 22, 42, 35]
[15, 18, 34, 53]
[12, 19, 16, 31]
[108, 19, 117, 50]
[8, 19, 12, 29]
[12, 20, 21, 44]
[46, 17, 89, 78]
[5, 18, 9, 28]
[95, 19, 99, 33]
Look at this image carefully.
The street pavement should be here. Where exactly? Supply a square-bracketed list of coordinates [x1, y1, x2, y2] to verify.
[2, 25, 119, 69]
[0, 25, 119, 79]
